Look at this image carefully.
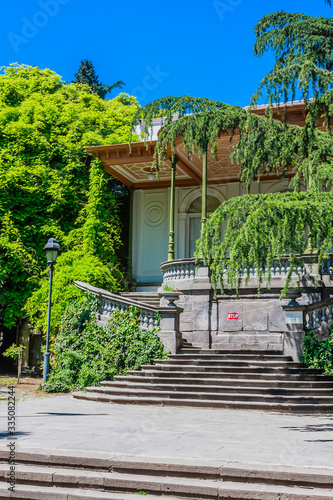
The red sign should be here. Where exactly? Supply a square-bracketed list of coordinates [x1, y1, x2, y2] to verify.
[227, 312, 239, 320]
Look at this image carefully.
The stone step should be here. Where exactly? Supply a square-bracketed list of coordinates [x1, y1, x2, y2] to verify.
[181, 349, 283, 355]
[0, 465, 220, 498]
[2, 449, 333, 499]
[112, 374, 333, 388]
[169, 353, 294, 361]
[2, 449, 333, 489]
[0, 483, 186, 500]
[155, 359, 303, 367]
[119, 292, 160, 307]
[73, 391, 333, 411]
[127, 368, 333, 381]
[101, 380, 333, 396]
[85, 385, 333, 403]
[1, 478, 333, 500]
[141, 363, 322, 374]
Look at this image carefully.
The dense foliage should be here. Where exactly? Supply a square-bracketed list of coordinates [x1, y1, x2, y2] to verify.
[73, 60, 125, 99]
[302, 327, 333, 374]
[0, 64, 139, 333]
[43, 293, 167, 393]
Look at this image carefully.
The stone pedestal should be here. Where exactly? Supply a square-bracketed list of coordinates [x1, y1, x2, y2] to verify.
[284, 330, 306, 362]
[159, 306, 183, 353]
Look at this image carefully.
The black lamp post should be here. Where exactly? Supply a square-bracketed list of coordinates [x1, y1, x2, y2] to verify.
[43, 237, 60, 383]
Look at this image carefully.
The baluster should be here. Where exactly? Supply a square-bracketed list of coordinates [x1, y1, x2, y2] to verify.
[249, 266, 254, 278]
[281, 263, 286, 277]
[106, 301, 111, 315]
[275, 263, 281, 277]
[307, 311, 314, 329]
[180, 265, 185, 279]
[185, 264, 189, 279]
[321, 307, 328, 326]
[149, 313, 155, 329]
[154, 314, 159, 327]
[328, 306, 333, 325]
[176, 265, 181, 280]
[143, 310, 149, 329]
[314, 309, 321, 328]
[190, 265, 195, 279]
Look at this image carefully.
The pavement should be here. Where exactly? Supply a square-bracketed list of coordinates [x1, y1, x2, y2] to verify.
[0, 388, 333, 469]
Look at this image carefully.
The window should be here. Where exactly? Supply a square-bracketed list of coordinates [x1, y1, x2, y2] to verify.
[187, 195, 220, 256]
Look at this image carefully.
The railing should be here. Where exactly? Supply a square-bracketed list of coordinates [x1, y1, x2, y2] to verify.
[74, 281, 159, 329]
[161, 259, 196, 281]
[321, 258, 333, 276]
[161, 255, 333, 283]
[223, 260, 305, 279]
[304, 298, 333, 331]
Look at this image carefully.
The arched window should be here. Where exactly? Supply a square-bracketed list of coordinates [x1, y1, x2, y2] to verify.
[187, 195, 220, 257]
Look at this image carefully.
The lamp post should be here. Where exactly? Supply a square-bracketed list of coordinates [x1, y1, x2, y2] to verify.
[43, 237, 60, 383]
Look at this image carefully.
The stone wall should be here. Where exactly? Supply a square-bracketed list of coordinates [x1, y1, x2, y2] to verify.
[160, 262, 333, 353]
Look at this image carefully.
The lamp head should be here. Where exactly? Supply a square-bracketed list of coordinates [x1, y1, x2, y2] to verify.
[44, 237, 60, 264]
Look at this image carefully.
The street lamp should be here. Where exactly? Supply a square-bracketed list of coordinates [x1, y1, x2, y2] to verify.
[43, 237, 60, 383]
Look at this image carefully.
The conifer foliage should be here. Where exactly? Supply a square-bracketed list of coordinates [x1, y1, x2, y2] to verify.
[73, 59, 125, 99]
[133, 2, 333, 296]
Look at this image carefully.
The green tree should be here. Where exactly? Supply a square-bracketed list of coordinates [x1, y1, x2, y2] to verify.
[73, 60, 125, 99]
[0, 64, 139, 339]
[132, 3, 333, 297]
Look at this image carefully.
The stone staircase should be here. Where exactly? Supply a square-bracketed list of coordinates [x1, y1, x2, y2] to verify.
[119, 291, 161, 307]
[73, 350, 333, 412]
[1, 448, 333, 499]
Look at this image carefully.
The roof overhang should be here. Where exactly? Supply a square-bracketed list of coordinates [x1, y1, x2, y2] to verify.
[86, 101, 321, 190]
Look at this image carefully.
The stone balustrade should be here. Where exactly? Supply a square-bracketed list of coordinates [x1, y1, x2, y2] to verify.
[161, 256, 333, 284]
[75, 281, 159, 330]
[74, 281, 183, 354]
[304, 299, 333, 331]
[161, 259, 196, 281]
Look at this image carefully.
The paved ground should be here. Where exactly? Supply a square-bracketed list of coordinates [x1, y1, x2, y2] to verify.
[0, 387, 332, 468]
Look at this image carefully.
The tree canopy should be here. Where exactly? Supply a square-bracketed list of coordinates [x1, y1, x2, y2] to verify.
[132, 5, 333, 296]
[73, 60, 125, 99]
[0, 64, 138, 334]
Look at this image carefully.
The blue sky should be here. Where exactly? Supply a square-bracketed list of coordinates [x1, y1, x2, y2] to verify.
[1, 0, 331, 107]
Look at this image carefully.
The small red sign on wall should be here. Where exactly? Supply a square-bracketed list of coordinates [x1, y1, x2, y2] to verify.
[227, 312, 239, 320]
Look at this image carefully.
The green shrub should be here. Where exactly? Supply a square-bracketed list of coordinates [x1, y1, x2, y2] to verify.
[42, 292, 167, 392]
[302, 327, 333, 374]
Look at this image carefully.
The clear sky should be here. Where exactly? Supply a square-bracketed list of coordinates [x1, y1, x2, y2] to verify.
[0, 0, 331, 107]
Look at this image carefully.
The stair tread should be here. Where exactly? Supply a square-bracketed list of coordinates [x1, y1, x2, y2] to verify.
[113, 375, 333, 385]
[2, 464, 333, 496]
[128, 369, 333, 379]
[100, 381, 333, 393]
[0, 481, 185, 500]
[74, 392, 333, 409]
[85, 386, 333, 400]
